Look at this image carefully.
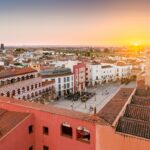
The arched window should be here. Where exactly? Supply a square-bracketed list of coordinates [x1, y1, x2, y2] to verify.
[12, 90, 16, 97]
[27, 94, 30, 99]
[6, 91, 10, 97]
[26, 75, 29, 79]
[61, 122, 72, 138]
[39, 90, 41, 94]
[23, 96, 26, 100]
[35, 92, 38, 96]
[30, 75, 34, 78]
[22, 87, 25, 93]
[27, 86, 30, 91]
[35, 84, 37, 88]
[76, 126, 90, 143]
[1, 93, 4, 96]
[46, 88, 48, 92]
[17, 77, 20, 82]
[21, 76, 25, 81]
[17, 89, 21, 94]
[31, 93, 34, 98]
[39, 83, 41, 87]
[31, 85, 34, 90]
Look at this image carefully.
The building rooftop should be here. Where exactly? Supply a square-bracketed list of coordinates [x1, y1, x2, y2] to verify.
[116, 117, 150, 139]
[41, 72, 73, 78]
[116, 88, 150, 140]
[0, 96, 107, 125]
[0, 109, 30, 139]
[101, 65, 112, 69]
[40, 67, 73, 78]
[116, 61, 127, 66]
[0, 67, 37, 79]
[98, 88, 134, 125]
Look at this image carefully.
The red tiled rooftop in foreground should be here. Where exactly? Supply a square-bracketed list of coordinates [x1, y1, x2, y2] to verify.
[0, 108, 30, 139]
[0, 67, 37, 79]
[132, 95, 150, 107]
[116, 87, 150, 140]
[125, 104, 150, 122]
[98, 88, 134, 125]
[116, 117, 150, 139]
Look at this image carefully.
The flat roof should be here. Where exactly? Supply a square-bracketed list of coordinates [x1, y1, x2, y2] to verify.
[101, 65, 112, 69]
[0, 96, 107, 125]
[41, 72, 73, 78]
[0, 109, 30, 139]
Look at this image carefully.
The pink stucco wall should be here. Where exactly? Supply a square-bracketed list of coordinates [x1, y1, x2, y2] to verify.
[0, 115, 34, 150]
[96, 124, 150, 150]
[0, 102, 95, 150]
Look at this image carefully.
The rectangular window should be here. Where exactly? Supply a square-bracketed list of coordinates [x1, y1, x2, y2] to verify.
[67, 77, 70, 82]
[29, 125, 33, 134]
[67, 83, 70, 88]
[29, 146, 33, 150]
[64, 84, 66, 89]
[59, 84, 61, 90]
[58, 78, 61, 83]
[64, 77, 66, 82]
[76, 127, 90, 143]
[43, 146, 49, 150]
[43, 126, 49, 135]
[61, 122, 72, 138]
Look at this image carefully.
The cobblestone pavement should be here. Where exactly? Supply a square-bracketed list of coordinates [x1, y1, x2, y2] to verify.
[49, 81, 136, 114]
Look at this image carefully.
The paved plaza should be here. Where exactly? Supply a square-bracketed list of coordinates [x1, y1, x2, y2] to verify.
[49, 81, 136, 114]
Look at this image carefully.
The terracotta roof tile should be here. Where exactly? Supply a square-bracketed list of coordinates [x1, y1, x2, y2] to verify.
[116, 117, 150, 139]
[98, 88, 134, 125]
[0, 109, 30, 139]
[0, 67, 37, 79]
[125, 104, 150, 122]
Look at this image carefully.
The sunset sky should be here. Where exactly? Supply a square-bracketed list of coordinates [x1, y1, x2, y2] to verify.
[0, 0, 150, 46]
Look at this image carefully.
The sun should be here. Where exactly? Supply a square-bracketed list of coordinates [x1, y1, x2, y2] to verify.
[132, 42, 141, 47]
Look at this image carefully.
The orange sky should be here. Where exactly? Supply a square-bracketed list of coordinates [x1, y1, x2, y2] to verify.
[0, 1, 150, 46]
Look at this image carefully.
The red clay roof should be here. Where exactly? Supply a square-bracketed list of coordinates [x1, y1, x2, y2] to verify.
[116, 61, 127, 66]
[125, 104, 150, 122]
[0, 109, 30, 139]
[0, 67, 37, 79]
[98, 88, 134, 125]
[116, 117, 150, 139]
[132, 95, 150, 107]
[116, 88, 150, 140]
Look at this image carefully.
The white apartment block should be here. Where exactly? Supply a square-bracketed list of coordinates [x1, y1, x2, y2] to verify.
[40, 68, 74, 96]
[89, 61, 132, 86]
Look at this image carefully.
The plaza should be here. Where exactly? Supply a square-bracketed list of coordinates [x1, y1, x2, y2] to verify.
[49, 81, 136, 114]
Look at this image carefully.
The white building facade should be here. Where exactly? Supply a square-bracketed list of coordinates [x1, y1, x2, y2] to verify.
[40, 68, 74, 96]
[89, 62, 132, 86]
